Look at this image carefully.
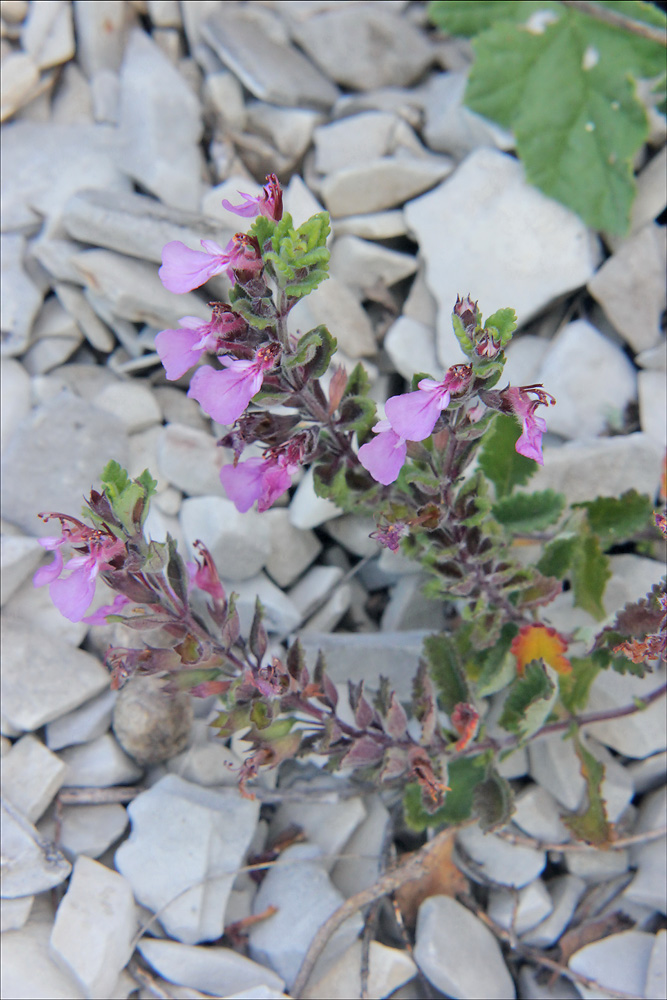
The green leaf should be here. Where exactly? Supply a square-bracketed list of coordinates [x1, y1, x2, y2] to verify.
[475, 622, 519, 696]
[485, 307, 518, 348]
[342, 362, 371, 399]
[498, 661, 558, 741]
[283, 325, 337, 379]
[473, 766, 515, 832]
[573, 489, 653, 546]
[451, 312, 474, 356]
[572, 532, 612, 620]
[537, 534, 578, 578]
[455, 470, 493, 527]
[100, 460, 129, 499]
[563, 734, 612, 845]
[264, 211, 331, 298]
[463, 4, 666, 233]
[423, 635, 470, 713]
[478, 413, 538, 498]
[559, 656, 601, 714]
[428, 0, 555, 36]
[492, 489, 566, 533]
[338, 395, 377, 439]
[312, 462, 350, 509]
[403, 755, 488, 831]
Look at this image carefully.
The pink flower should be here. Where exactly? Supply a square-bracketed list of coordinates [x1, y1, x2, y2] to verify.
[159, 234, 263, 293]
[369, 520, 409, 552]
[33, 515, 125, 622]
[384, 366, 470, 443]
[221, 173, 283, 222]
[187, 541, 226, 602]
[505, 385, 555, 465]
[220, 455, 295, 513]
[155, 309, 247, 381]
[187, 344, 280, 425]
[358, 420, 407, 486]
[82, 593, 131, 626]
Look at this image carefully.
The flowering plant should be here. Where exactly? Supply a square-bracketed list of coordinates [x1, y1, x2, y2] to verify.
[36, 175, 666, 841]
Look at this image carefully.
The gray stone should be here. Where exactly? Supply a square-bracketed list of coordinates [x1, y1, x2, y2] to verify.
[628, 145, 667, 237]
[503, 334, 550, 389]
[488, 880, 553, 935]
[1, 232, 44, 356]
[331, 795, 391, 899]
[334, 210, 407, 240]
[0, 357, 31, 453]
[569, 930, 655, 1000]
[71, 248, 211, 328]
[0, 391, 128, 537]
[115, 775, 260, 944]
[521, 874, 587, 948]
[1, 121, 131, 233]
[112, 674, 193, 768]
[288, 565, 343, 622]
[565, 846, 630, 883]
[582, 665, 667, 759]
[404, 149, 601, 365]
[288, 275, 376, 357]
[166, 740, 242, 787]
[248, 843, 363, 990]
[538, 319, 636, 439]
[1, 734, 68, 823]
[27, 236, 88, 285]
[382, 574, 448, 632]
[423, 70, 514, 158]
[292, 7, 432, 91]
[414, 895, 516, 999]
[1, 799, 71, 898]
[289, 467, 343, 529]
[154, 387, 209, 432]
[180, 495, 272, 581]
[1, 895, 34, 933]
[270, 792, 366, 874]
[321, 154, 454, 218]
[20, 0, 74, 70]
[53, 282, 115, 352]
[138, 938, 285, 997]
[314, 111, 419, 175]
[529, 732, 585, 812]
[283, 173, 328, 229]
[246, 100, 322, 164]
[0, 533, 44, 606]
[625, 786, 667, 914]
[517, 966, 579, 1000]
[22, 296, 83, 376]
[59, 733, 143, 787]
[0, 51, 40, 123]
[298, 630, 429, 700]
[636, 338, 667, 371]
[403, 263, 438, 328]
[1, 909, 85, 999]
[384, 315, 440, 382]
[646, 930, 667, 1000]
[2, 575, 89, 648]
[302, 583, 352, 633]
[158, 423, 227, 497]
[529, 433, 664, 507]
[330, 235, 417, 296]
[627, 751, 667, 796]
[220, 572, 301, 635]
[204, 70, 246, 131]
[323, 514, 379, 558]
[72, 1, 134, 77]
[95, 380, 161, 432]
[639, 369, 667, 448]
[50, 856, 136, 1000]
[457, 823, 546, 888]
[201, 6, 338, 110]
[588, 223, 666, 353]
[148, 0, 182, 28]
[51, 61, 94, 124]
[0, 621, 109, 732]
[90, 67, 121, 124]
[38, 802, 129, 860]
[512, 784, 571, 845]
[303, 940, 416, 1000]
[264, 509, 322, 588]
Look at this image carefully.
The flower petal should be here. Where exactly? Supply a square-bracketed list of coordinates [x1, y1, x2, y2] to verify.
[155, 327, 204, 380]
[220, 458, 266, 512]
[358, 429, 407, 485]
[50, 558, 98, 622]
[159, 241, 226, 294]
[33, 547, 64, 588]
[385, 387, 449, 441]
[188, 364, 262, 425]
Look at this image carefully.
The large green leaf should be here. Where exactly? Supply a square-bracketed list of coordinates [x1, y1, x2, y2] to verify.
[498, 661, 559, 741]
[493, 489, 566, 533]
[423, 634, 470, 713]
[478, 413, 538, 498]
[558, 656, 601, 714]
[428, 0, 556, 36]
[572, 532, 612, 620]
[403, 755, 488, 831]
[573, 489, 653, 546]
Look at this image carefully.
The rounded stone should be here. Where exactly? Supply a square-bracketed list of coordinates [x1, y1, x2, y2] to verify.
[112, 675, 193, 766]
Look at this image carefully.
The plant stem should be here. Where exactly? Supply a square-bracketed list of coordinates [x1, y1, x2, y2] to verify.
[560, 0, 667, 46]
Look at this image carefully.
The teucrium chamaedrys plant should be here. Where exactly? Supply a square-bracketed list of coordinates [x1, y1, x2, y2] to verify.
[35, 175, 666, 840]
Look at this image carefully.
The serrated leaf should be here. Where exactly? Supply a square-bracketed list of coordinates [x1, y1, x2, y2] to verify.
[284, 324, 337, 379]
[475, 622, 519, 696]
[498, 661, 558, 741]
[423, 635, 470, 713]
[312, 462, 350, 509]
[428, 0, 555, 36]
[343, 362, 371, 399]
[537, 534, 579, 578]
[403, 756, 487, 831]
[563, 734, 612, 845]
[451, 313, 474, 356]
[338, 395, 377, 438]
[573, 489, 653, 546]
[100, 459, 130, 499]
[572, 532, 612, 620]
[558, 656, 601, 714]
[485, 307, 518, 348]
[464, 4, 666, 233]
[473, 766, 515, 832]
[478, 413, 538, 498]
[493, 489, 566, 533]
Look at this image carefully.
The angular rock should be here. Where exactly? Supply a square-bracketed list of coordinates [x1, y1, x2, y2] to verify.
[639, 369, 667, 448]
[488, 880, 553, 935]
[1, 51, 40, 123]
[381, 574, 447, 632]
[166, 740, 242, 787]
[330, 234, 417, 296]
[154, 387, 209, 432]
[288, 275, 376, 357]
[384, 315, 440, 382]
[1, 121, 131, 233]
[331, 795, 391, 899]
[627, 751, 667, 796]
[264, 509, 322, 588]
[521, 875, 587, 948]
[204, 70, 246, 131]
[0, 621, 109, 732]
[72, 1, 134, 77]
[565, 846, 630, 883]
[115, 775, 260, 944]
[538, 319, 636, 439]
[1, 911, 85, 999]
[180, 495, 272, 580]
[288, 565, 343, 622]
[0, 533, 44, 606]
[0, 357, 31, 455]
[529, 433, 664, 507]
[568, 930, 655, 999]
[314, 111, 420, 174]
[246, 100, 322, 164]
[588, 223, 666, 352]
[220, 572, 301, 635]
[334, 209, 407, 240]
[414, 895, 516, 999]
[38, 802, 129, 860]
[582, 666, 667, 759]
[289, 467, 342, 530]
[59, 733, 144, 787]
[112, 674, 193, 767]
[51, 62, 94, 124]
[50, 855, 136, 1000]
[1, 799, 71, 898]
[298, 630, 429, 700]
[1, 232, 44, 356]
[423, 70, 514, 157]
[270, 792, 366, 874]
[503, 334, 550, 389]
[3, 575, 88, 648]
[646, 929, 667, 1000]
[1, 733, 68, 823]
[53, 282, 115, 352]
[248, 843, 363, 990]
[404, 149, 601, 364]
[292, 7, 432, 90]
[529, 731, 585, 812]
[403, 263, 438, 328]
[21, 296, 83, 376]
[625, 785, 667, 913]
[512, 784, 571, 845]
[201, 7, 338, 109]
[303, 940, 416, 1000]
[157, 423, 227, 497]
[321, 154, 453, 218]
[1, 895, 34, 933]
[456, 823, 546, 888]
[138, 938, 285, 997]
[0, 391, 128, 536]
[20, 0, 74, 70]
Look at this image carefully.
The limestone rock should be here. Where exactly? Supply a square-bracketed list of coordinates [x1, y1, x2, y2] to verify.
[157, 423, 227, 497]
[137, 938, 286, 997]
[1, 733, 68, 823]
[1, 799, 71, 898]
[329, 234, 417, 296]
[321, 153, 453, 218]
[20, 0, 74, 70]
[180, 495, 272, 580]
[1, 233, 44, 356]
[112, 675, 193, 767]
[423, 70, 514, 157]
[287, 275, 376, 357]
[263, 509, 322, 588]
[59, 732, 144, 787]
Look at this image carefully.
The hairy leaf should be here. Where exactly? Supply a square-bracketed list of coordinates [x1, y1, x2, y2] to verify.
[498, 661, 558, 740]
[403, 756, 488, 831]
[559, 656, 601, 714]
[572, 532, 612, 620]
[484, 306, 518, 348]
[475, 621, 520, 696]
[478, 413, 538, 498]
[563, 734, 612, 845]
[537, 534, 579, 579]
[473, 766, 515, 832]
[573, 489, 654, 546]
[424, 635, 470, 713]
[493, 489, 566, 533]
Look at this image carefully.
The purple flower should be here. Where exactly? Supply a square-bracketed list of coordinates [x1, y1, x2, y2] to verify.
[358, 420, 407, 486]
[220, 455, 295, 513]
[155, 309, 247, 381]
[82, 593, 131, 626]
[33, 515, 125, 622]
[187, 344, 280, 425]
[384, 366, 471, 443]
[505, 385, 554, 465]
[369, 520, 409, 552]
[159, 234, 263, 294]
[221, 173, 283, 222]
[187, 541, 226, 602]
